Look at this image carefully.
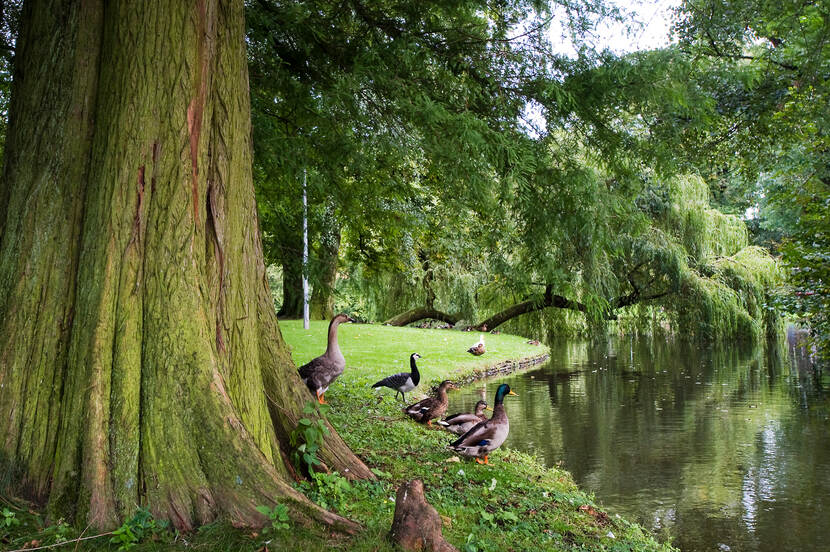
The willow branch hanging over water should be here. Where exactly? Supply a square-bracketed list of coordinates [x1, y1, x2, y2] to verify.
[381, 175, 781, 341]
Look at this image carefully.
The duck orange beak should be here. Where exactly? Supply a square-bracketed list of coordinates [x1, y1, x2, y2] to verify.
[508, 390, 518, 396]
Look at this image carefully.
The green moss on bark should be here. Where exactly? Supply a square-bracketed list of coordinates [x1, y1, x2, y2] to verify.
[0, 0, 367, 534]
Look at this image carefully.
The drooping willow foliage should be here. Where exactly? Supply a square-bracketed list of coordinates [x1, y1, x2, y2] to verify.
[664, 175, 749, 261]
[338, 170, 781, 344]
[331, 188, 493, 324]
[616, 175, 782, 342]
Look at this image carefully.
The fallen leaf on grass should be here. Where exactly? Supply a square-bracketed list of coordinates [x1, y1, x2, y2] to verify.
[578, 504, 611, 526]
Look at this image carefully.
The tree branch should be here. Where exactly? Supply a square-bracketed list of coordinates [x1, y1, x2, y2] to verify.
[470, 285, 588, 331]
[678, 47, 799, 72]
[384, 307, 461, 327]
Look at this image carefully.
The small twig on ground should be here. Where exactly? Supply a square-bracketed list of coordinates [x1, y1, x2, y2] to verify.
[7, 531, 113, 552]
[73, 522, 92, 552]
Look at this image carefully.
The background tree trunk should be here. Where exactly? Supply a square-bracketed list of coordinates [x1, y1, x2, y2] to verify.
[310, 220, 340, 320]
[277, 230, 304, 318]
[0, 0, 368, 532]
[384, 308, 460, 327]
[471, 287, 588, 331]
[278, 263, 304, 318]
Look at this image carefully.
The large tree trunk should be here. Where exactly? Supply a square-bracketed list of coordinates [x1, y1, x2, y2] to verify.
[0, 0, 368, 532]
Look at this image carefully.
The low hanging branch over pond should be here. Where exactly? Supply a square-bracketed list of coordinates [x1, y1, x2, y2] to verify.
[470, 285, 588, 331]
[384, 307, 461, 327]
[384, 283, 670, 331]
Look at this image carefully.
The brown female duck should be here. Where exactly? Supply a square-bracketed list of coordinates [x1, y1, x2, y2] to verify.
[438, 400, 491, 435]
[467, 335, 485, 356]
[404, 380, 457, 426]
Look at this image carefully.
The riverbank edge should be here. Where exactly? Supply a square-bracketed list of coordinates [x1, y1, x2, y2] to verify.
[451, 351, 550, 386]
[304, 324, 676, 552]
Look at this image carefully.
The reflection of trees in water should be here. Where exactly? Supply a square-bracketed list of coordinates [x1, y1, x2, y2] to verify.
[783, 327, 828, 411]
[471, 336, 830, 552]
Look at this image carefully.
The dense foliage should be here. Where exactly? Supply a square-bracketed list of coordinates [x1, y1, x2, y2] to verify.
[0, 1, 799, 343]
[245, 0, 788, 345]
[245, 0, 561, 315]
[667, 0, 830, 357]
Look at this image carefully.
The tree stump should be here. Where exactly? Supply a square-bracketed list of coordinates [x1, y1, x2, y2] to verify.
[388, 479, 458, 552]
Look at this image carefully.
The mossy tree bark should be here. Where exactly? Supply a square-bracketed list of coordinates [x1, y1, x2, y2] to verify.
[0, 0, 369, 532]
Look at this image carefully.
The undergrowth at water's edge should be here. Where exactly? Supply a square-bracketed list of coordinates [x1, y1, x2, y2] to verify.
[0, 323, 674, 551]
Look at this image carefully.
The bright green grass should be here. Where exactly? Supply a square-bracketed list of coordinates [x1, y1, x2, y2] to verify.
[1, 323, 674, 552]
[280, 320, 547, 391]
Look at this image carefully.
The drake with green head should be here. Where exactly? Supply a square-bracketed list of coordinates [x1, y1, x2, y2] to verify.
[448, 383, 517, 464]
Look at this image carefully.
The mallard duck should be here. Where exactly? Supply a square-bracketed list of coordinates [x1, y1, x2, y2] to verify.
[372, 352, 422, 401]
[298, 313, 354, 404]
[448, 383, 517, 464]
[437, 400, 491, 435]
[467, 335, 485, 356]
[404, 380, 457, 426]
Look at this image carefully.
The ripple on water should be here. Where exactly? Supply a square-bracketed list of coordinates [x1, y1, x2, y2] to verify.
[452, 337, 830, 552]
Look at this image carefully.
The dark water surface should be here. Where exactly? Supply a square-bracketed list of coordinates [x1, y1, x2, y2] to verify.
[452, 338, 830, 552]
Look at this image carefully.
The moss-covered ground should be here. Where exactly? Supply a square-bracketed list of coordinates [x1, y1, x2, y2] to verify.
[1, 322, 675, 552]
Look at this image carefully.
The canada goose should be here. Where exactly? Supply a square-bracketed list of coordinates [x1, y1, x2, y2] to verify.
[372, 353, 422, 401]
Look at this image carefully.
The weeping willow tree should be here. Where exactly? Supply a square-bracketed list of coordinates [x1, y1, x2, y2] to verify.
[513, 173, 780, 343]
[616, 175, 781, 341]
[375, 169, 780, 343]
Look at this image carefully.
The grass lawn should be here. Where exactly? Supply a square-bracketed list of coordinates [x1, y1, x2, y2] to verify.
[280, 320, 548, 390]
[1, 322, 674, 552]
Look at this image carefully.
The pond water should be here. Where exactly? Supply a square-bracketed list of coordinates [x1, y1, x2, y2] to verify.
[451, 337, 830, 552]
